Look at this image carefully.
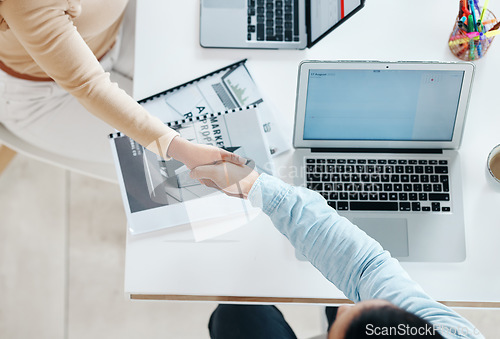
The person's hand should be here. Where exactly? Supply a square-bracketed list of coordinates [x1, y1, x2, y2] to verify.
[167, 136, 246, 169]
[190, 161, 260, 199]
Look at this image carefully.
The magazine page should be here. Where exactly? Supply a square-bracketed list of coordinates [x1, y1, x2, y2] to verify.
[110, 107, 273, 235]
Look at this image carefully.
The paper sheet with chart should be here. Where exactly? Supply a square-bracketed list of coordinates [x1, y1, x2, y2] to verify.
[110, 106, 274, 235]
[139, 60, 289, 156]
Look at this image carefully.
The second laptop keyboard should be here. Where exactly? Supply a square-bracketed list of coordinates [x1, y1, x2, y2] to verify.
[247, 0, 300, 42]
[305, 158, 452, 213]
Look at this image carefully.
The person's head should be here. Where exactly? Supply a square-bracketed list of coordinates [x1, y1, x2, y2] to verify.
[328, 299, 443, 338]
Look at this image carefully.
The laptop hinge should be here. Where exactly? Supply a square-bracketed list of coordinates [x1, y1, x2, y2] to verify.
[311, 148, 443, 154]
[305, 0, 311, 47]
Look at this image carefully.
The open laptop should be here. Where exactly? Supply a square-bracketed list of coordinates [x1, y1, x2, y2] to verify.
[200, 0, 365, 49]
[293, 60, 475, 262]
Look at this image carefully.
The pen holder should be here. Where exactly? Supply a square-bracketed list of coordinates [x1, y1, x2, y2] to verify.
[448, 8, 497, 61]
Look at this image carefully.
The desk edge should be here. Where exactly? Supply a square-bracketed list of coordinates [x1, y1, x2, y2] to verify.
[129, 295, 500, 308]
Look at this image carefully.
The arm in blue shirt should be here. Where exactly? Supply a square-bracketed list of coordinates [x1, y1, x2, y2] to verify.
[248, 173, 482, 339]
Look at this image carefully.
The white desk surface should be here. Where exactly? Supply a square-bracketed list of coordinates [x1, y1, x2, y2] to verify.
[127, 0, 500, 306]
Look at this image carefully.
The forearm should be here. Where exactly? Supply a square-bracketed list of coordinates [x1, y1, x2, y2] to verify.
[248, 173, 389, 301]
[71, 73, 179, 159]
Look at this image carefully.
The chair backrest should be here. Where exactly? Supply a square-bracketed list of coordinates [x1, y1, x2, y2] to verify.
[0, 124, 117, 183]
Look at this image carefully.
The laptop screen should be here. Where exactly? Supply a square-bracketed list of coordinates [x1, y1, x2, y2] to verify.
[303, 69, 465, 142]
[308, 0, 365, 46]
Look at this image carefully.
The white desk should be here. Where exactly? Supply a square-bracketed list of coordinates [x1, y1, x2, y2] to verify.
[127, 0, 500, 306]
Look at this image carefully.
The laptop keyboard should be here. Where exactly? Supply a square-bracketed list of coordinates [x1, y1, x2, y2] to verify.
[305, 157, 452, 213]
[247, 0, 300, 42]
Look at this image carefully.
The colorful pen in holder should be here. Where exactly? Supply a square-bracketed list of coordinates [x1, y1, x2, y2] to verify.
[449, 4, 497, 61]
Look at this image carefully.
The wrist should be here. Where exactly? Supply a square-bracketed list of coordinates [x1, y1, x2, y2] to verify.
[167, 136, 191, 164]
[243, 171, 261, 199]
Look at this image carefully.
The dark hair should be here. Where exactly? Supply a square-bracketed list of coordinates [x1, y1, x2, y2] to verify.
[345, 305, 444, 338]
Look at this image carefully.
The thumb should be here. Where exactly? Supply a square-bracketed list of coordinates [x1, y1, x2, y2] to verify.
[219, 149, 247, 165]
[190, 164, 218, 181]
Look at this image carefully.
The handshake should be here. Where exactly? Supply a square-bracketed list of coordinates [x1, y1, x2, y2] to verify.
[189, 155, 260, 199]
[169, 139, 261, 198]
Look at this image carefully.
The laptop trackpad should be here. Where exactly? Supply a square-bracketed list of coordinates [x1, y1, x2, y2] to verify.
[203, 0, 245, 9]
[354, 218, 409, 257]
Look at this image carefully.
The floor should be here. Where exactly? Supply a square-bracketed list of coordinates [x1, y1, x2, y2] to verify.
[0, 154, 499, 339]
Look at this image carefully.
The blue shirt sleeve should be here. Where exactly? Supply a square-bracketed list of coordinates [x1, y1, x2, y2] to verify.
[248, 173, 483, 339]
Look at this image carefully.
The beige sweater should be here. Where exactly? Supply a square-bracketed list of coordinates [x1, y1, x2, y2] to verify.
[0, 0, 178, 158]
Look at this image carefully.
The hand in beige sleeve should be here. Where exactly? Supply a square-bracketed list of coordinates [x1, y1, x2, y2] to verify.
[190, 161, 260, 199]
[0, 0, 248, 169]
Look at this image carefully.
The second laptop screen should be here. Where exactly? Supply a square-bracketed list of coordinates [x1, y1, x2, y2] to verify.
[309, 0, 363, 43]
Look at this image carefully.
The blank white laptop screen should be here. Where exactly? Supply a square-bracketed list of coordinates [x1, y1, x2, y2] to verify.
[303, 69, 465, 141]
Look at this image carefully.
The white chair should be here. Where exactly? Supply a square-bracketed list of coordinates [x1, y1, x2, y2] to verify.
[0, 124, 117, 183]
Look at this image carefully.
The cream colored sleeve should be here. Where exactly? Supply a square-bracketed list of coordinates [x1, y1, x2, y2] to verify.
[0, 0, 179, 159]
